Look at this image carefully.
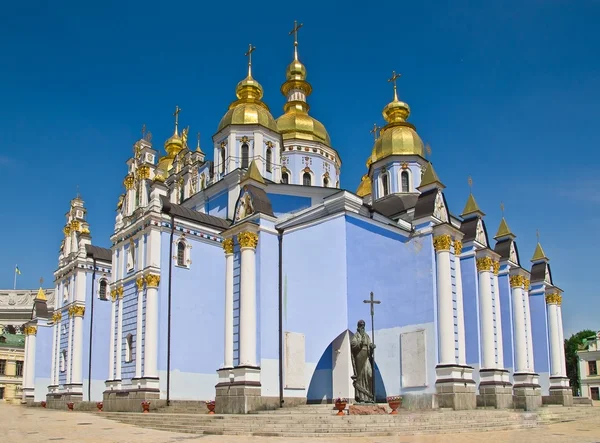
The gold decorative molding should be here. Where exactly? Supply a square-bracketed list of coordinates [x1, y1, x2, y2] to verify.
[116, 286, 124, 299]
[124, 175, 135, 190]
[24, 326, 37, 336]
[68, 305, 85, 317]
[476, 257, 494, 272]
[237, 231, 259, 249]
[138, 165, 151, 180]
[453, 240, 463, 255]
[52, 312, 62, 322]
[70, 220, 80, 231]
[523, 279, 530, 290]
[63, 225, 71, 236]
[492, 261, 500, 275]
[433, 234, 452, 252]
[222, 238, 234, 255]
[136, 277, 145, 291]
[110, 289, 117, 301]
[510, 275, 524, 288]
[145, 274, 160, 288]
[545, 293, 562, 305]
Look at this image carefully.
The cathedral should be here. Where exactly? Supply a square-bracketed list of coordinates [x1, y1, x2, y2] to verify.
[22, 24, 571, 413]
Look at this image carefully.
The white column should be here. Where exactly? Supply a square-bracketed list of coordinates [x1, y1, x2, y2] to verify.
[238, 231, 258, 367]
[223, 239, 234, 368]
[108, 292, 116, 380]
[66, 314, 73, 384]
[71, 307, 84, 385]
[434, 234, 455, 365]
[492, 262, 504, 368]
[546, 294, 562, 377]
[557, 303, 567, 376]
[523, 280, 535, 371]
[50, 319, 57, 386]
[135, 277, 144, 379]
[54, 315, 61, 385]
[26, 328, 37, 390]
[116, 287, 124, 380]
[511, 276, 527, 373]
[144, 274, 160, 378]
[22, 332, 30, 391]
[477, 257, 496, 369]
[454, 240, 467, 366]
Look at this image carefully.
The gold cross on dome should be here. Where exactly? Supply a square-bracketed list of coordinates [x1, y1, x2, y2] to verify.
[468, 175, 473, 191]
[500, 201, 505, 216]
[39, 277, 44, 286]
[289, 20, 303, 59]
[536, 229, 540, 242]
[245, 44, 256, 76]
[173, 106, 181, 132]
[141, 123, 146, 137]
[425, 144, 432, 159]
[388, 71, 401, 100]
[370, 123, 380, 141]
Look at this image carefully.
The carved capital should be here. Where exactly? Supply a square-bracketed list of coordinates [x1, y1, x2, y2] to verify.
[237, 231, 259, 249]
[124, 175, 135, 190]
[453, 240, 463, 255]
[110, 289, 117, 301]
[52, 312, 62, 322]
[433, 234, 452, 252]
[63, 225, 71, 236]
[24, 326, 37, 336]
[136, 277, 145, 291]
[145, 274, 160, 288]
[492, 261, 500, 275]
[510, 275, 524, 288]
[222, 238, 234, 255]
[138, 165, 150, 180]
[116, 286, 124, 299]
[545, 293, 562, 305]
[476, 257, 494, 272]
[70, 220, 80, 231]
[69, 305, 85, 317]
[523, 279, 530, 290]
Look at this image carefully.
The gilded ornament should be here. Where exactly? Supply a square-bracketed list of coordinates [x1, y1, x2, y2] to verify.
[117, 286, 124, 298]
[124, 175, 135, 190]
[138, 165, 151, 180]
[492, 261, 500, 275]
[69, 305, 85, 317]
[523, 279, 530, 289]
[222, 238, 234, 254]
[110, 288, 117, 301]
[433, 234, 452, 252]
[25, 326, 37, 336]
[145, 274, 161, 288]
[545, 293, 562, 305]
[453, 240, 463, 255]
[136, 277, 145, 291]
[70, 220, 80, 231]
[63, 225, 71, 236]
[52, 312, 62, 322]
[510, 275, 524, 288]
[238, 231, 259, 249]
[476, 257, 494, 272]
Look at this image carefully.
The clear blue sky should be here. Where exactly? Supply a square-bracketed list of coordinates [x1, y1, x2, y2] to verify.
[0, 1, 598, 336]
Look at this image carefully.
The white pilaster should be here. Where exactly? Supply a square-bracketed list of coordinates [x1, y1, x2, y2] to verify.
[492, 263, 504, 368]
[54, 317, 61, 385]
[67, 314, 73, 383]
[511, 276, 528, 373]
[546, 296, 562, 377]
[454, 240, 467, 365]
[116, 287, 124, 380]
[108, 292, 116, 380]
[523, 280, 535, 371]
[433, 234, 455, 365]
[71, 307, 85, 385]
[50, 321, 57, 386]
[223, 240, 234, 368]
[144, 274, 160, 378]
[22, 332, 30, 394]
[135, 277, 144, 379]
[238, 231, 258, 367]
[24, 327, 37, 394]
[477, 256, 496, 368]
[557, 304, 566, 376]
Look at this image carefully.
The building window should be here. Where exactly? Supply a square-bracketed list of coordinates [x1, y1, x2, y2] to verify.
[220, 148, 226, 174]
[99, 280, 108, 300]
[241, 143, 249, 169]
[127, 241, 135, 272]
[0, 360, 5, 375]
[60, 350, 66, 372]
[589, 360, 598, 376]
[401, 170, 410, 192]
[323, 176, 329, 187]
[381, 173, 389, 196]
[303, 172, 311, 186]
[179, 184, 185, 203]
[16, 361, 23, 377]
[266, 148, 272, 172]
[592, 387, 600, 401]
[177, 240, 186, 267]
[126, 334, 133, 363]
[282, 172, 289, 184]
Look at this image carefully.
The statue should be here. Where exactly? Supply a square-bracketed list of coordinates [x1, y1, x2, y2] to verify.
[236, 192, 254, 221]
[351, 319, 376, 402]
[182, 126, 189, 146]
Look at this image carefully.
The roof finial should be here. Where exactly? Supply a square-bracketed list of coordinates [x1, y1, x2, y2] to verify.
[141, 123, 146, 138]
[245, 44, 256, 78]
[39, 277, 44, 286]
[388, 70, 401, 101]
[289, 20, 303, 61]
[500, 201, 505, 217]
[370, 123, 380, 142]
[196, 131, 201, 152]
[468, 175, 473, 192]
[425, 144, 432, 160]
[536, 228, 540, 243]
[173, 105, 181, 135]
[76, 184, 80, 199]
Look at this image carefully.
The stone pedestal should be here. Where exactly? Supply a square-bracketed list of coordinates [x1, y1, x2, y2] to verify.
[545, 376, 573, 406]
[513, 372, 542, 411]
[477, 369, 513, 409]
[215, 366, 262, 414]
[102, 379, 160, 412]
[435, 365, 477, 410]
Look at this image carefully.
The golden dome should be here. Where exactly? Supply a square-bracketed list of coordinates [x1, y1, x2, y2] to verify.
[157, 127, 184, 173]
[356, 174, 372, 197]
[217, 74, 278, 133]
[286, 59, 306, 81]
[276, 104, 331, 146]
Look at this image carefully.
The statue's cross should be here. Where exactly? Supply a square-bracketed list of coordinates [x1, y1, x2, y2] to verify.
[370, 123, 380, 142]
[245, 44, 256, 77]
[289, 20, 303, 59]
[363, 291, 381, 402]
[388, 70, 401, 100]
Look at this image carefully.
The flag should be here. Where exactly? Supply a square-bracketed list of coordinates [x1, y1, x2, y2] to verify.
[15, 265, 21, 275]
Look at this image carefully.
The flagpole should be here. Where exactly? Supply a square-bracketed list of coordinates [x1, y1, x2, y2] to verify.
[13, 265, 17, 290]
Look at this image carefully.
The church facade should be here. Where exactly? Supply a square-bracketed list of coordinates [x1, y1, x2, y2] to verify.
[23, 28, 572, 412]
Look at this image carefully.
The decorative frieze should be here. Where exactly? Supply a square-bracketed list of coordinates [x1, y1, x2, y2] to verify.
[145, 274, 161, 288]
[222, 238, 234, 255]
[433, 234, 452, 252]
[238, 232, 259, 249]
[476, 257, 494, 272]
[453, 240, 463, 255]
[545, 293, 562, 305]
[510, 275, 524, 288]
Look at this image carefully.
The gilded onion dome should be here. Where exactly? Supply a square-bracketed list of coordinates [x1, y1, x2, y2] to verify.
[217, 49, 278, 133]
[157, 107, 185, 173]
[276, 30, 331, 146]
[356, 174, 372, 197]
[370, 76, 424, 163]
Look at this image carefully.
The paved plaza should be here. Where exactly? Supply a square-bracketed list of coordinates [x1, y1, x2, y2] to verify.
[1, 403, 600, 443]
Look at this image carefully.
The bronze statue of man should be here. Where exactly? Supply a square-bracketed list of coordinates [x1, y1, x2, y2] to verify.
[351, 319, 375, 402]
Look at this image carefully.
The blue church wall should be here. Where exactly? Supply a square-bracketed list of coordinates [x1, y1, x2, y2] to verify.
[461, 254, 481, 367]
[205, 190, 228, 219]
[490, 273, 499, 365]
[450, 250, 459, 361]
[58, 314, 68, 386]
[529, 290, 550, 375]
[34, 323, 53, 401]
[120, 280, 137, 383]
[498, 272, 514, 370]
[306, 343, 333, 400]
[267, 193, 312, 218]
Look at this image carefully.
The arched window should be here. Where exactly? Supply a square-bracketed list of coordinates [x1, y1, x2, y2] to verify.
[381, 173, 389, 197]
[60, 350, 66, 372]
[266, 148, 272, 172]
[241, 143, 249, 169]
[99, 280, 108, 300]
[126, 334, 133, 363]
[401, 171, 410, 192]
[303, 172, 312, 186]
[220, 148, 226, 173]
[127, 241, 135, 272]
[177, 241, 186, 267]
[323, 176, 329, 187]
[281, 172, 289, 184]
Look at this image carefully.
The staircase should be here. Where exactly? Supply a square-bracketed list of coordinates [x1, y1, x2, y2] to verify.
[95, 405, 600, 437]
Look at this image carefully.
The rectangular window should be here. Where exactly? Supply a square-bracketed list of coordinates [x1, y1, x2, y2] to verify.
[16, 361, 24, 377]
[591, 387, 599, 401]
[589, 361, 598, 376]
[0, 360, 5, 375]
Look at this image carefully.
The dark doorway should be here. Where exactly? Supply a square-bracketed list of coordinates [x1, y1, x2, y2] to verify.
[591, 387, 599, 400]
[0, 387, 4, 399]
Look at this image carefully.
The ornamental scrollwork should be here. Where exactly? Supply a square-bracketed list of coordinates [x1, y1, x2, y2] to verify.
[145, 274, 161, 288]
[545, 293, 562, 305]
[138, 165, 151, 180]
[70, 220, 80, 231]
[433, 234, 452, 252]
[110, 289, 117, 301]
[63, 225, 71, 236]
[222, 238, 234, 255]
[453, 240, 463, 255]
[124, 175, 135, 190]
[70, 306, 85, 317]
[52, 312, 62, 322]
[476, 257, 494, 272]
[237, 231, 259, 249]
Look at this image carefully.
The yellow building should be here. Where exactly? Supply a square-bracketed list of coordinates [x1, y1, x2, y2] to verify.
[0, 330, 25, 403]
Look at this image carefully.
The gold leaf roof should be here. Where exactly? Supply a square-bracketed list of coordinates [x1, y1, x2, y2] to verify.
[494, 217, 514, 239]
[35, 287, 46, 301]
[419, 162, 443, 188]
[356, 174, 372, 197]
[461, 193, 484, 217]
[241, 160, 265, 184]
[531, 242, 548, 261]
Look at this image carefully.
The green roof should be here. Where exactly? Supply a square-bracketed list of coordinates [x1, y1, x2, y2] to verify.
[0, 333, 25, 348]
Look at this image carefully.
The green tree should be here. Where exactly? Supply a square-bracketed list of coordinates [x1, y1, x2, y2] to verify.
[565, 329, 596, 396]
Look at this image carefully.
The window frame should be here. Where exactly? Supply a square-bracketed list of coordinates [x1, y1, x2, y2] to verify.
[98, 279, 108, 300]
[125, 334, 134, 363]
[176, 240, 186, 267]
[16, 360, 24, 377]
[381, 172, 389, 197]
[220, 147, 226, 174]
[282, 172, 289, 184]
[241, 143, 249, 169]
[266, 147, 272, 172]
[400, 170, 410, 192]
[303, 172, 312, 186]
[60, 350, 66, 373]
[0, 359, 5, 375]
[589, 360, 598, 376]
